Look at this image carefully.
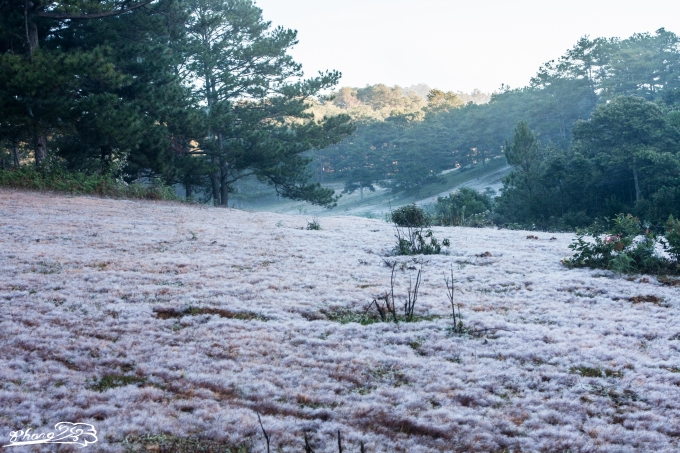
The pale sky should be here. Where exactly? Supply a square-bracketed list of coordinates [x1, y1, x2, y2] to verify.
[254, 0, 680, 94]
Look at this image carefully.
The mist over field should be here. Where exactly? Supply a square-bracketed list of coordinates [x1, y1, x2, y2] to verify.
[1, 0, 680, 451]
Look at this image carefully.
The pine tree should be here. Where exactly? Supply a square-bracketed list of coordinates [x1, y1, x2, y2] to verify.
[181, 0, 353, 207]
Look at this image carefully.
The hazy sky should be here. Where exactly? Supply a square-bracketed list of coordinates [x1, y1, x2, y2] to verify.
[254, 0, 680, 94]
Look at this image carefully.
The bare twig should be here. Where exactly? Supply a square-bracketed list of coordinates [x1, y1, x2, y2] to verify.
[387, 264, 398, 322]
[256, 412, 270, 453]
[469, 327, 513, 334]
[359, 299, 378, 323]
[304, 433, 315, 453]
[445, 264, 461, 332]
[337, 430, 342, 453]
[360, 440, 366, 453]
[404, 267, 422, 321]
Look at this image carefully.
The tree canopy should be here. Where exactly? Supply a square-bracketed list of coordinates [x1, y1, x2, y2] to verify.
[0, 0, 354, 207]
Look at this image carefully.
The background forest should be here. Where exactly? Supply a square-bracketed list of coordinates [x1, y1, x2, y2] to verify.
[1, 0, 679, 229]
[315, 29, 680, 229]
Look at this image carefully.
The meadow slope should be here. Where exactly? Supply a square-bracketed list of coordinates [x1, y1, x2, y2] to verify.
[1, 190, 679, 452]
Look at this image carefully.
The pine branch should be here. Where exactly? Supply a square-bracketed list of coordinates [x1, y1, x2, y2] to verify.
[35, 0, 155, 20]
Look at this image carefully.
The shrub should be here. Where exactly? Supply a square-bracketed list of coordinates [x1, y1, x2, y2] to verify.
[0, 167, 177, 200]
[393, 229, 450, 256]
[390, 204, 449, 255]
[663, 215, 680, 264]
[306, 217, 321, 230]
[391, 203, 430, 227]
[564, 213, 670, 274]
[433, 187, 493, 226]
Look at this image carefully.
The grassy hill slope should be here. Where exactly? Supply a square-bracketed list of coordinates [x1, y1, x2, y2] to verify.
[1, 190, 678, 452]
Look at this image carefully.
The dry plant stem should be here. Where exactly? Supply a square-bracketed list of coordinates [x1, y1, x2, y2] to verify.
[360, 441, 366, 453]
[404, 268, 422, 321]
[304, 433, 315, 453]
[388, 263, 398, 322]
[257, 412, 270, 453]
[337, 430, 343, 453]
[445, 265, 460, 331]
[360, 299, 380, 323]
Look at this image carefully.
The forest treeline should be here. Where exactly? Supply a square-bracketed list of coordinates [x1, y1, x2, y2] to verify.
[319, 29, 680, 227]
[1, 0, 679, 227]
[0, 0, 354, 206]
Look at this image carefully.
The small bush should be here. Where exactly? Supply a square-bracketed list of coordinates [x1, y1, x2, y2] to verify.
[306, 217, 321, 230]
[564, 213, 674, 275]
[394, 229, 450, 256]
[391, 203, 430, 227]
[663, 215, 680, 264]
[390, 204, 449, 255]
[433, 187, 494, 226]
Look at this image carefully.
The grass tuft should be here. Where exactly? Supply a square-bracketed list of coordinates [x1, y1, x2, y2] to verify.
[570, 366, 623, 379]
[88, 374, 147, 392]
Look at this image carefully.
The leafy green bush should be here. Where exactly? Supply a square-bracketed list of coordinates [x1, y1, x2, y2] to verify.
[390, 204, 449, 255]
[433, 187, 494, 226]
[0, 167, 177, 200]
[663, 215, 680, 269]
[391, 203, 431, 227]
[394, 229, 450, 256]
[306, 217, 321, 230]
[564, 214, 671, 275]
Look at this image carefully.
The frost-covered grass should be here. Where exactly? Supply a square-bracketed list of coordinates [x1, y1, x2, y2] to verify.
[1, 189, 679, 453]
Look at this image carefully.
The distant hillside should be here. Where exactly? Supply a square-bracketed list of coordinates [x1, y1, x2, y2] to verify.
[310, 83, 491, 122]
[403, 84, 492, 105]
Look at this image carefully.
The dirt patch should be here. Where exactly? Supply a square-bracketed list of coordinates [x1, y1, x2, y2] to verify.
[659, 277, 680, 287]
[628, 295, 664, 305]
[154, 306, 263, 321]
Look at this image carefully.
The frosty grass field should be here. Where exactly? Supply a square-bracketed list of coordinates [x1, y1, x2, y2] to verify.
[1, 189, 679, 453]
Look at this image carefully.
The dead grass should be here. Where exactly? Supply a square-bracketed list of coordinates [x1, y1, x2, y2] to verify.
[153, 307, 264, 321]
[659, 276, 680, 287]
[628, 295, 665, 305]
[123, 434, 250, 453]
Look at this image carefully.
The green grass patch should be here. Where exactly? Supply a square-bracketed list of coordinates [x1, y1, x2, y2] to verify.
[322, 307, 439, 325]
[0, 167, 177, 200]
[570, 366, 623, 378]
[87, 374, 147, 392]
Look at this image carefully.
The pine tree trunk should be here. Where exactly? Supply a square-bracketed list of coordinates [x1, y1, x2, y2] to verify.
[633, 165, 641, 202]
[210, 155, 220, 206]
[24, 1, 39, 60]
[33, 126, 47, 167]
[12, 144, 20, 167]
[218, 134, 228, 207]
[100, 145, 112, 174]
[220, 161, 229, 207]
[185, 183, 192, 200]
